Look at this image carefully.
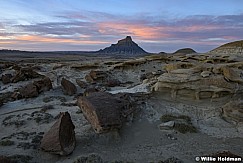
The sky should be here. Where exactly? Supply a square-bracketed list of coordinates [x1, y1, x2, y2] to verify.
[0, 0, 243, 53]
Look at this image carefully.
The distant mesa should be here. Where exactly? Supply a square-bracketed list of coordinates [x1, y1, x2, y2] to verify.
[97, 36, 148, 56]
[209, 40, 243, 56]
[173, 48, 197, 55]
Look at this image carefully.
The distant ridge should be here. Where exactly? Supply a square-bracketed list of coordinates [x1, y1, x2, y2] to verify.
[97, 36, 148, 56]
[209, 40, 243, 56]
[173, 48, 196, 54]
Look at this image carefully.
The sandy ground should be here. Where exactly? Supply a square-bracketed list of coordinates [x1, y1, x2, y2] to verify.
[0, 56, 243, 163]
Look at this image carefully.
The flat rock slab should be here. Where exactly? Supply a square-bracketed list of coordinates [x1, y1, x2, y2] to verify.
[41, 112, 76, 156]
[77, 92, 126, 133]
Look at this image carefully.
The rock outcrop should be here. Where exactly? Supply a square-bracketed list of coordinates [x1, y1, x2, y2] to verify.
[19, 83, 39, 98]
[11, 67, 43, 83]
[76, 79, 88, 89]
[209, 40, 243, 57]
[33, 76, 53, 93]
[222, 100, 243, 124]
[152, 61, 243, 100]
[61, 78, 77, 96]
[1, 74, 13, 84]
[17, 76, 53, 99]
[77, 92, 130, 133]
[85, 70, 121, 87]
[41, 112, 76, 156]
[97, 36, 147, 56]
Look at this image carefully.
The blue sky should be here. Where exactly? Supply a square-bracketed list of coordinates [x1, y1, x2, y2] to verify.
[0, 0, 243, 52]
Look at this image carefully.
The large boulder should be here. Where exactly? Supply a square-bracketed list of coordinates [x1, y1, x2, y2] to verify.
[17, 76, 52, 99]
[19, 83, 39, 98]
[77, 92, 129, 133]
[2, 74, 13, 84]
[222, 100, 243, 123]
[61, 78, 77, 96]
[85, 70, 120, 87]
[85, 70, 108, 83]
[221, 66, 243, 83]
[33, 76, 52, 93]
[41, 112, 76, 156]
[11, 67, 43, 83]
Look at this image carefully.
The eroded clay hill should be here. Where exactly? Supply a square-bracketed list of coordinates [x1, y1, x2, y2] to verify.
[209, 40, 243, 57]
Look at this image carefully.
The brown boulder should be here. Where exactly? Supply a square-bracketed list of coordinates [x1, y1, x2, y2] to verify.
[41, 112, 76, 156]
[89, 70, 108, 80]
[0, 156, 13, 163]
[85, 70, 109, 83]
[76, 79, 88, 89]
[61, 78, 77, 96]
[16, 77, 52, 99]
[19, 83, 39, 98]
[77, 92, 127, 133]
[11, 67, 43, 83]
[222, 100, 243, 123]
[11, 92, 22, 100]
[85, 70, 120, 87]
[2, 74, 13, 84]
[85, 74, 94, 83]
[33, 76, 52, 93]
[221, 66, 243, 83]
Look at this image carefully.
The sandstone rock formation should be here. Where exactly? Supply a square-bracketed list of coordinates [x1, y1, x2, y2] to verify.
[85, 70, 121, 87]
[41, 112, 76, 156]
[98, 36, 147, 56]
[61, 78, 77, 96]
[89, 70, 108, 82]
[33, 76, 53, 93]
[1, 74, 13, 84]
[222, 100, 243, 124]
[77, 92, 130, 133]
[19, 83, 39, 98]
[11, 67, 43, 83]
[17, 76, 53, 99]
[76, 79, 88, 89]
[112, 58, 147, 70]
[152, 61, 243, 100]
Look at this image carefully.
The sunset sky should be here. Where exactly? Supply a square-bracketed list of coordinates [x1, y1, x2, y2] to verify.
[0, 0, 243, 53]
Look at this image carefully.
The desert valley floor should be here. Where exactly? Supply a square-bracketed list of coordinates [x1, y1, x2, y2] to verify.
[0, 47, 243, 163]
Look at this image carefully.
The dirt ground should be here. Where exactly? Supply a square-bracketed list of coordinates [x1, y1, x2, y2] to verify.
[0, 55, 242, 163]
